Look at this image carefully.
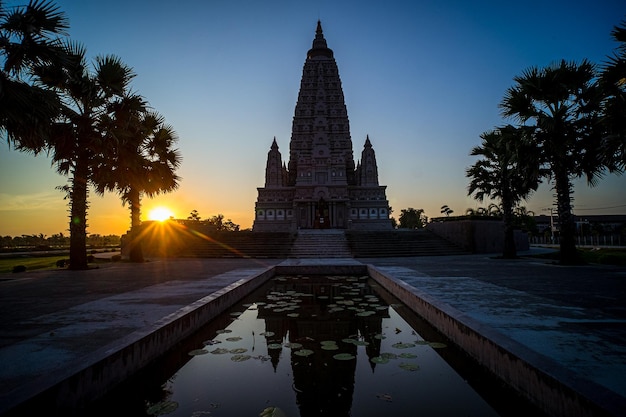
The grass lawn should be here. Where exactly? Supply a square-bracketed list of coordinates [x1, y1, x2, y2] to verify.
[529, 247, 626, 266]
[0, 255, 70, 274]
[0, 254, 114, 274]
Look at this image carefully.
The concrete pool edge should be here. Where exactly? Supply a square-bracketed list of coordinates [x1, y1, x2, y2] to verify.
[367, 264, 625, 417]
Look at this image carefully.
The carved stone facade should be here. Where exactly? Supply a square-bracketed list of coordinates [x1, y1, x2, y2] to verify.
[253, 21, 391, 232]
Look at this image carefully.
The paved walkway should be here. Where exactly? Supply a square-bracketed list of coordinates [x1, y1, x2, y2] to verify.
[0, 250, 624, 415]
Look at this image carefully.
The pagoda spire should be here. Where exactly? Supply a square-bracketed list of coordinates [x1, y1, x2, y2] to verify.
[307, 20, 333, 59]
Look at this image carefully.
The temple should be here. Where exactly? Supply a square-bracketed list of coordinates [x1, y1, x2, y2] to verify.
[253, 21, 391, 231]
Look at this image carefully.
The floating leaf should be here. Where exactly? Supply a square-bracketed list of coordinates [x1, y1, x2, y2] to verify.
[231, 354, 251, 362]
[260, 331, 275, 337]
[287, 313, 300, 318]
[380, 352, 398, 360]
[216, 329, 232, 334]
[392, 342, 416, 349]
[294, 349, 314, 357]
[399, 362, 420, 371]
[333, 353, 355, 360]
[353, 340, 369, 346]
[370, 356, 390, 364]
[321, 340, 337, 346]
[203, 339, 221, 346]
[284, 342, 302, 349]
[376, 393, 393, 402]
[428, 342, 448, 349]
[210, 348, 230, 354]
[399, 352, 417, 359]
[230, 348, 248, 354]
[225, 336, 242, 342]
[260, 406, 288, 417]
[146, 400, 178, 415]
[267, 343, 283, 349]
[188, 349, 208, 356]
[321, 344, 339, 350]
[342, 338, 357, 344]
[356, 311, 375, 317]
[374, 334, 386, 340]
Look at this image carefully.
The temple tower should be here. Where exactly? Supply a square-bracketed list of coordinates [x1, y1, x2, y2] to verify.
[254, 21, 391, 231]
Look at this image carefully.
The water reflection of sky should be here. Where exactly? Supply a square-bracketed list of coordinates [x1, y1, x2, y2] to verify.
[144, 275, 501, 417]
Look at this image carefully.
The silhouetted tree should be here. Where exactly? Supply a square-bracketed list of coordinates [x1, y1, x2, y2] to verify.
[94, 102, 181, 262]
[440, 205, 453, 217]
[398, 208, 427, 229]
[35, 43, 136, 269]
[188, 210, 201, 221]
[600, 19, 626, 171]
[1, 0, 67, 152]
[500, 60, 605, 264]
[467, 126, 541, 258]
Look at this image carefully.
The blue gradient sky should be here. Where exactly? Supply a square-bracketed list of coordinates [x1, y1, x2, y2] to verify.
[1, 0, 625, 235]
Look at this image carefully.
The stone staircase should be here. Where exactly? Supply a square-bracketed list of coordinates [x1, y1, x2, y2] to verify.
[289, 229, 352, 258]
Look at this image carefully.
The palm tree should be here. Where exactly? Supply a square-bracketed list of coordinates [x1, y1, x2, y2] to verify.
[35, 43, 136, 269]
[94, 106, 181, 262]
[467, 126, 541, 258]
[600, 20, 626, 171]
[500, 60, 605, 265]
[0, 0, 68, 151]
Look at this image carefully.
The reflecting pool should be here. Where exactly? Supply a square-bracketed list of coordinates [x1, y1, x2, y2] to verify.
[94, 275, 502, 416]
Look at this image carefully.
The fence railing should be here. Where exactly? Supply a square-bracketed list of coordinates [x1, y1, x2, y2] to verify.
[530, 235, 624, 247]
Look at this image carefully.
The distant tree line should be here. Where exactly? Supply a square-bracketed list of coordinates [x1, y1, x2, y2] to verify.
[184, 210, 240, 232]
[0, 233, 120, 250]
[1, 1, 181, 267]
[465, 19, 626, 263]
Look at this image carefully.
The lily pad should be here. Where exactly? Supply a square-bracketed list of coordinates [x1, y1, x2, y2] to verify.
[216, 329, 232, 334]
[284, 342, 302, 349]
[428, 342, 448, 349]
[321, 344, 339, 350]
[287, 313, 300, 318]
[380, 352, 398, 360]
[356, 311, 375, 317]
[353, 340, 370, 346]
[374, 334, 386, 340]
[147, 400, 178, 415]
[321, 340, 337, 346]
[225, 336, 243, 342]
[267, 343, 283, 349]
[341, 338, 358, 344]
[230, 348, 248, 354]
[260, 331, 275, 337]
[294, 349, 314, 357]
[392, 342, 416, 349]
[210, 348, 230, 354]
[333, 353, 355, 360]
[188, 349, 208, 356]
[399, 352, 417, 359]
[370, 356, 390, 364]
[399, 362, 420, 371]
[231, 354, 251, 362]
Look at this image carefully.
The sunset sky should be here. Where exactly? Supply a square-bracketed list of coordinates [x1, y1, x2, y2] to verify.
[1, 0, 625, 236]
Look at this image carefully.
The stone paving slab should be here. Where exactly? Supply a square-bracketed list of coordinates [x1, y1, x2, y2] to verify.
[375, 266, 626, 398]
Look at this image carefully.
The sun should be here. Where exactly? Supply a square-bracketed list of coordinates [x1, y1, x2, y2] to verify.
[147, 207, 174, 222]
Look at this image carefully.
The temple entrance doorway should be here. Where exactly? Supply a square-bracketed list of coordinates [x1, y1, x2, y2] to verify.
[314, 197, 330, 229]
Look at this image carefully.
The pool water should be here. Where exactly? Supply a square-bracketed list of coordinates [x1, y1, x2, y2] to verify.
[94, 275, 502, 416]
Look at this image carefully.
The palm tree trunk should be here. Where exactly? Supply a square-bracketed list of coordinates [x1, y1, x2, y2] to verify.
[554, 169, 583, 265]
[128, 187, 144, 263]
[69, 155, 89, 270]
[501, 194, 517, 259]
